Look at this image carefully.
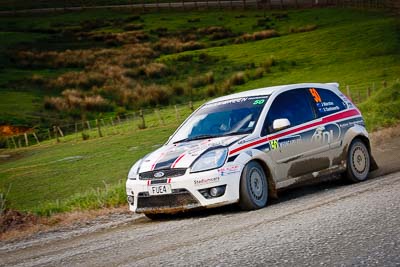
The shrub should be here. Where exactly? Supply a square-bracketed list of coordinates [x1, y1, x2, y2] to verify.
[230, 72, 246, 85]
[234, 30, 278, 43]
[261, 57, 277, 72]
[154, 38, 205, 53]
[142, 63, 169, 78]
[289, 24, 318, 33]
[188, 71, 214, 88]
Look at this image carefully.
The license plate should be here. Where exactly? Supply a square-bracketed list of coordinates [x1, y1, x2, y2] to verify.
[148, 184, 172, 195]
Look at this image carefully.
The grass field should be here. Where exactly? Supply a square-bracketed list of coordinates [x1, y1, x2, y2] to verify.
[0, 7, 399, 215]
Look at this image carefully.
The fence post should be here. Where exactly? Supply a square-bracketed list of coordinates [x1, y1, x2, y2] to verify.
[96, 119, 103, 137]
[155, 109, 165, 126]
[346, 85, 351, 100]
[139, 109, 146, 129]
[86, 121, 91, 130]
[24, 133, 29, 147]
[32, 132, 40, 145]
[189, 101, 194, 111]
[17, 138, 22, 148]
[10, 136, 17, 149]
[48, 128, 52, 140]
[174, 105, 181, 122]
[117, 116, 121, 124]
[6, 137, 11, 149]
[53, 126, 60, 143]
[57, 126, 64, 137]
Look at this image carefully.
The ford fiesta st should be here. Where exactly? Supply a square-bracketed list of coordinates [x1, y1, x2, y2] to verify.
[126, 83, 377, 219]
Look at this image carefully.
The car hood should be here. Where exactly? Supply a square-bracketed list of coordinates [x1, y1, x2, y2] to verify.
[138, 135, 245, 173]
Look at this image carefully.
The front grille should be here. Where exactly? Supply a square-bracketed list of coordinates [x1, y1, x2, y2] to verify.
[139, 168, 187, 180]
[136, 189, 199, 210]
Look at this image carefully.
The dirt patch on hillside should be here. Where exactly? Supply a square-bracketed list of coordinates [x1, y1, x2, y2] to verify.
[0, 125, 33, 137]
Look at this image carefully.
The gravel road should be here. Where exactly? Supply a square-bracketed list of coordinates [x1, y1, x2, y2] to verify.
[1, 134, 400, 267]
[1, 170, 400, 266]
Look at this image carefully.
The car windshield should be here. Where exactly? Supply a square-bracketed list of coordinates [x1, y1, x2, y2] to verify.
[170, 96, 269, 144]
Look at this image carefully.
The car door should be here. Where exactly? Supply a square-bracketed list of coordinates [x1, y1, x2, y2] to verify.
[262, 88, 330, 182]
[308, 87, 348, 162]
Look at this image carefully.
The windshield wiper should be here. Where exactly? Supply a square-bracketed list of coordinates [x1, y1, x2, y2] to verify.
[173, 134, 221, 144]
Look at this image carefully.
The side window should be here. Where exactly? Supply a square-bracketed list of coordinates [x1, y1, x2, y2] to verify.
[263, 89, 316, 135]
[308, 88, 347, 117]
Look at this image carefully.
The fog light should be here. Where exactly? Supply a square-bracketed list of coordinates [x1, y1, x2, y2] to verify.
[127, 195, 134, 205]
[210, 186, 224, 197]
[199, 185, 226, 199]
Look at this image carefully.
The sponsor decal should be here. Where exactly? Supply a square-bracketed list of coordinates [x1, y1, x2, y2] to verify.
[338, 119, 364, 129]
[311, 123, 341, 144]
[278, 135, 302, 148]
[218, 165, 240, 176]
[253, 99, 265, 105]
[194, 177, 220, 186]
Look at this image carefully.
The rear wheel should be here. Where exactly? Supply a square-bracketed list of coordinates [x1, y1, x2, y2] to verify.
[239, 161, 268, 210]
[345, 139, 370, 183]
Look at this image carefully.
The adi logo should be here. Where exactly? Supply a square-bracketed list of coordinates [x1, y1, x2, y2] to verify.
[270, 140, 279, 150]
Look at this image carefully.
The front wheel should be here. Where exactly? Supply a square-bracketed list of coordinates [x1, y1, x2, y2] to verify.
[345, 139, 370, 183]
[239, 161, 268, 210]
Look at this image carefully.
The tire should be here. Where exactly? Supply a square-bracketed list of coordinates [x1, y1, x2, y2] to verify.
[345, 139, 370, 183]
[239, 161, 268, 210]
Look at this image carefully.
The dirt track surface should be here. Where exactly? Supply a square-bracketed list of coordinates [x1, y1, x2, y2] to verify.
[1, 134, 400, 266]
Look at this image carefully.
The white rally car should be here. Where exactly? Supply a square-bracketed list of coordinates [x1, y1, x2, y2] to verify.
[126, 83, 377, 219]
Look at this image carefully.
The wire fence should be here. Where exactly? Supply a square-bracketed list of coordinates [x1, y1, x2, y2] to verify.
[3, 101, 198, 149]
[3, 79, 397, 150]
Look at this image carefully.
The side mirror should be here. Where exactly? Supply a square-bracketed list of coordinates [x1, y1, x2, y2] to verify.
[273, 118, 291, 131]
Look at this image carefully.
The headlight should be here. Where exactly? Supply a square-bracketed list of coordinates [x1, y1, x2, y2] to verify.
[128, 159, 143, 180]
[191, 148, 228, 173]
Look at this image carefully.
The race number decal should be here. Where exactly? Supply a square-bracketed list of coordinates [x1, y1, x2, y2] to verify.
[309, 88, 322, 103]
[270, 140, 279, 150]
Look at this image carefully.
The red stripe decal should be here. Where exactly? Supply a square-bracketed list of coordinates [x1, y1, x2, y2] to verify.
[168, 178, 171, 183]
[147, 180, 151, 186]
[171, 153, 185, 168]
[229, 109, 360, 155]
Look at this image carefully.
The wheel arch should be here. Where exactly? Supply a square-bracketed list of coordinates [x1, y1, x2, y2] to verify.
[234, 149, 278, 200]
[341, 124, 378, 172]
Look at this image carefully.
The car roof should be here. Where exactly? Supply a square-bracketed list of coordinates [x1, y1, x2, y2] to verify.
[206, 82, 339, 104]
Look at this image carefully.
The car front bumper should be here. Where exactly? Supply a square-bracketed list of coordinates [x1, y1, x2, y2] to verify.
[126, 164, 243, 214]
